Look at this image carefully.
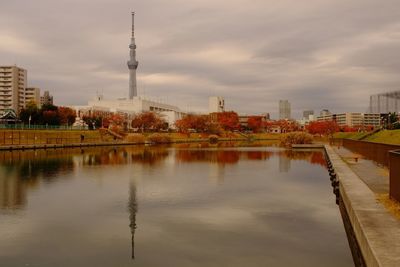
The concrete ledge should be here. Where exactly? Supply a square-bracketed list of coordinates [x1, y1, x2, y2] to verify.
[292, 144, 324, 149]
[325, 145, 400, 267]
[0, 142, 140, 151]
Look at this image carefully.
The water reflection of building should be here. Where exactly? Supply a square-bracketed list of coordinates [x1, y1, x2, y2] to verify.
[0, 151, 75, 210]
[0, 168, 26, 209]
[75, 147, 169, 167]
[279, 155, 291, 173]
[208, 162, 225, 185]
[128, 182, 138, 259]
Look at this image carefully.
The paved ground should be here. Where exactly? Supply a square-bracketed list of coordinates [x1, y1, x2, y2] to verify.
[333, 145, 389, 194]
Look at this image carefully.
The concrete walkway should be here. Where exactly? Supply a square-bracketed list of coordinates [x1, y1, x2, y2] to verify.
[332, 145, 389, 194]
[325, 145, 400, 267]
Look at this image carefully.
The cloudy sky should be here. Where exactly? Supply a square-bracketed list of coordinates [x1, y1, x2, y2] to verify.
[1, 0, 400, 118]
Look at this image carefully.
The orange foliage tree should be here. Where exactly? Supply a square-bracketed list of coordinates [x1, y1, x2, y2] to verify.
[175, 114, 211, 134]
[307, 120, 339, 136]
[216, 111, 239, 131]
[247, 116, 264, 133]
[58, 107, 76, 125]
[131, 112, 166, 132]
[102, 113, 127, 134]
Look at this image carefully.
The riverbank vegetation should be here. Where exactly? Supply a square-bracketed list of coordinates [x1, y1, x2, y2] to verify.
[280, 132, 313, 147]
[9, 108, 400, 146]
[19, 102, 76, 126]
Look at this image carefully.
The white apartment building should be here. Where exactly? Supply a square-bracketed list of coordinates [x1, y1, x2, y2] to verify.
[0, 66, 27, 113]
[25, 87, 41, 106]
[335, 113, 363, 127]
[363, 113, 381, 127]
[317, 112, 381, 128]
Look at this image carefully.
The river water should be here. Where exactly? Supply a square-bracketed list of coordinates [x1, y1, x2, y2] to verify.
[0, 143, 353, 267]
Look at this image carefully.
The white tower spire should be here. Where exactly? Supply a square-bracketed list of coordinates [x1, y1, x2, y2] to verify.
[127, 12, 139, 99]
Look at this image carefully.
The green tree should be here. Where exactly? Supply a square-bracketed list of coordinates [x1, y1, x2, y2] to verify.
[19, 101, 40, 124]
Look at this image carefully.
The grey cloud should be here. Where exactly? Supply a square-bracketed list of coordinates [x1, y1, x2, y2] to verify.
[1, 0, 400, 118]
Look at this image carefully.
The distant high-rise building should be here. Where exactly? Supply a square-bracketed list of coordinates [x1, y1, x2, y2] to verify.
[40, 91, 53, 106]
[303, 110, 314, 119]
[25, 87, 41, 106]
[369, 91, 400, 113]
[279, 100, 291, 119]
[320, 109, 331, 117]
[209, 96, 225, 113]
[127, 12, 139, 99]
[0, 65, 27, 113]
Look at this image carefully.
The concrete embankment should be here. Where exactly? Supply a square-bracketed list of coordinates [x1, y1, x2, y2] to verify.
[0, 129, 283, 151]
[0, 138, 251, 151]
[0, 142, 138, 151]
[325, 145, 400, 267]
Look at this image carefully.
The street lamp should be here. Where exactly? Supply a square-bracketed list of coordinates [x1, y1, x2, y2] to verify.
[28, 115, 31, 129]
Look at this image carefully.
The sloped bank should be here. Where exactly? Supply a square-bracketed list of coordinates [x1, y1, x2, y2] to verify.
[324, 145, 400, 267]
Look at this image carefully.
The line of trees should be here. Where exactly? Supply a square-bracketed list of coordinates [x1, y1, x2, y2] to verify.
[19, 101, 76, 126]
[76, 110, 395, 136]
[175, 112, 241, 134]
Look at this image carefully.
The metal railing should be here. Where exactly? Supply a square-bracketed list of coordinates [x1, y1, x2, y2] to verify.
[0, 124, 88, 130]
[389, 150, 400, 202]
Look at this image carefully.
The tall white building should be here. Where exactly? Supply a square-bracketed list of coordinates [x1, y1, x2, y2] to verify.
[0, 65, 27, 113]
[127, 12, 139, 99]
[279, 100, 291, 120]
[209, 96, 225, 113]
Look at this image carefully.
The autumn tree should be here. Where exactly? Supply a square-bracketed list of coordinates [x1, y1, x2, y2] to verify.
[58, 107, 76, 125]
[216, 111, 239, 131]
[307, 121, 339, 137]
[131, 112, 166, 132]
[175, 114, 211, 134]
[247, 116, 264, 133]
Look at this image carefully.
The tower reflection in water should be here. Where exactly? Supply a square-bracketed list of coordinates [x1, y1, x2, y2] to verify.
[128, 181, 138, 260]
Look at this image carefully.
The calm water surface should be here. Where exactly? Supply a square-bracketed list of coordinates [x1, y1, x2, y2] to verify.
[0, 144, 353, 267]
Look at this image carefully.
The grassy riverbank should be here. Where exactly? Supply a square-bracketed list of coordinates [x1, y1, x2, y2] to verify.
[334, 129, 400, 145]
